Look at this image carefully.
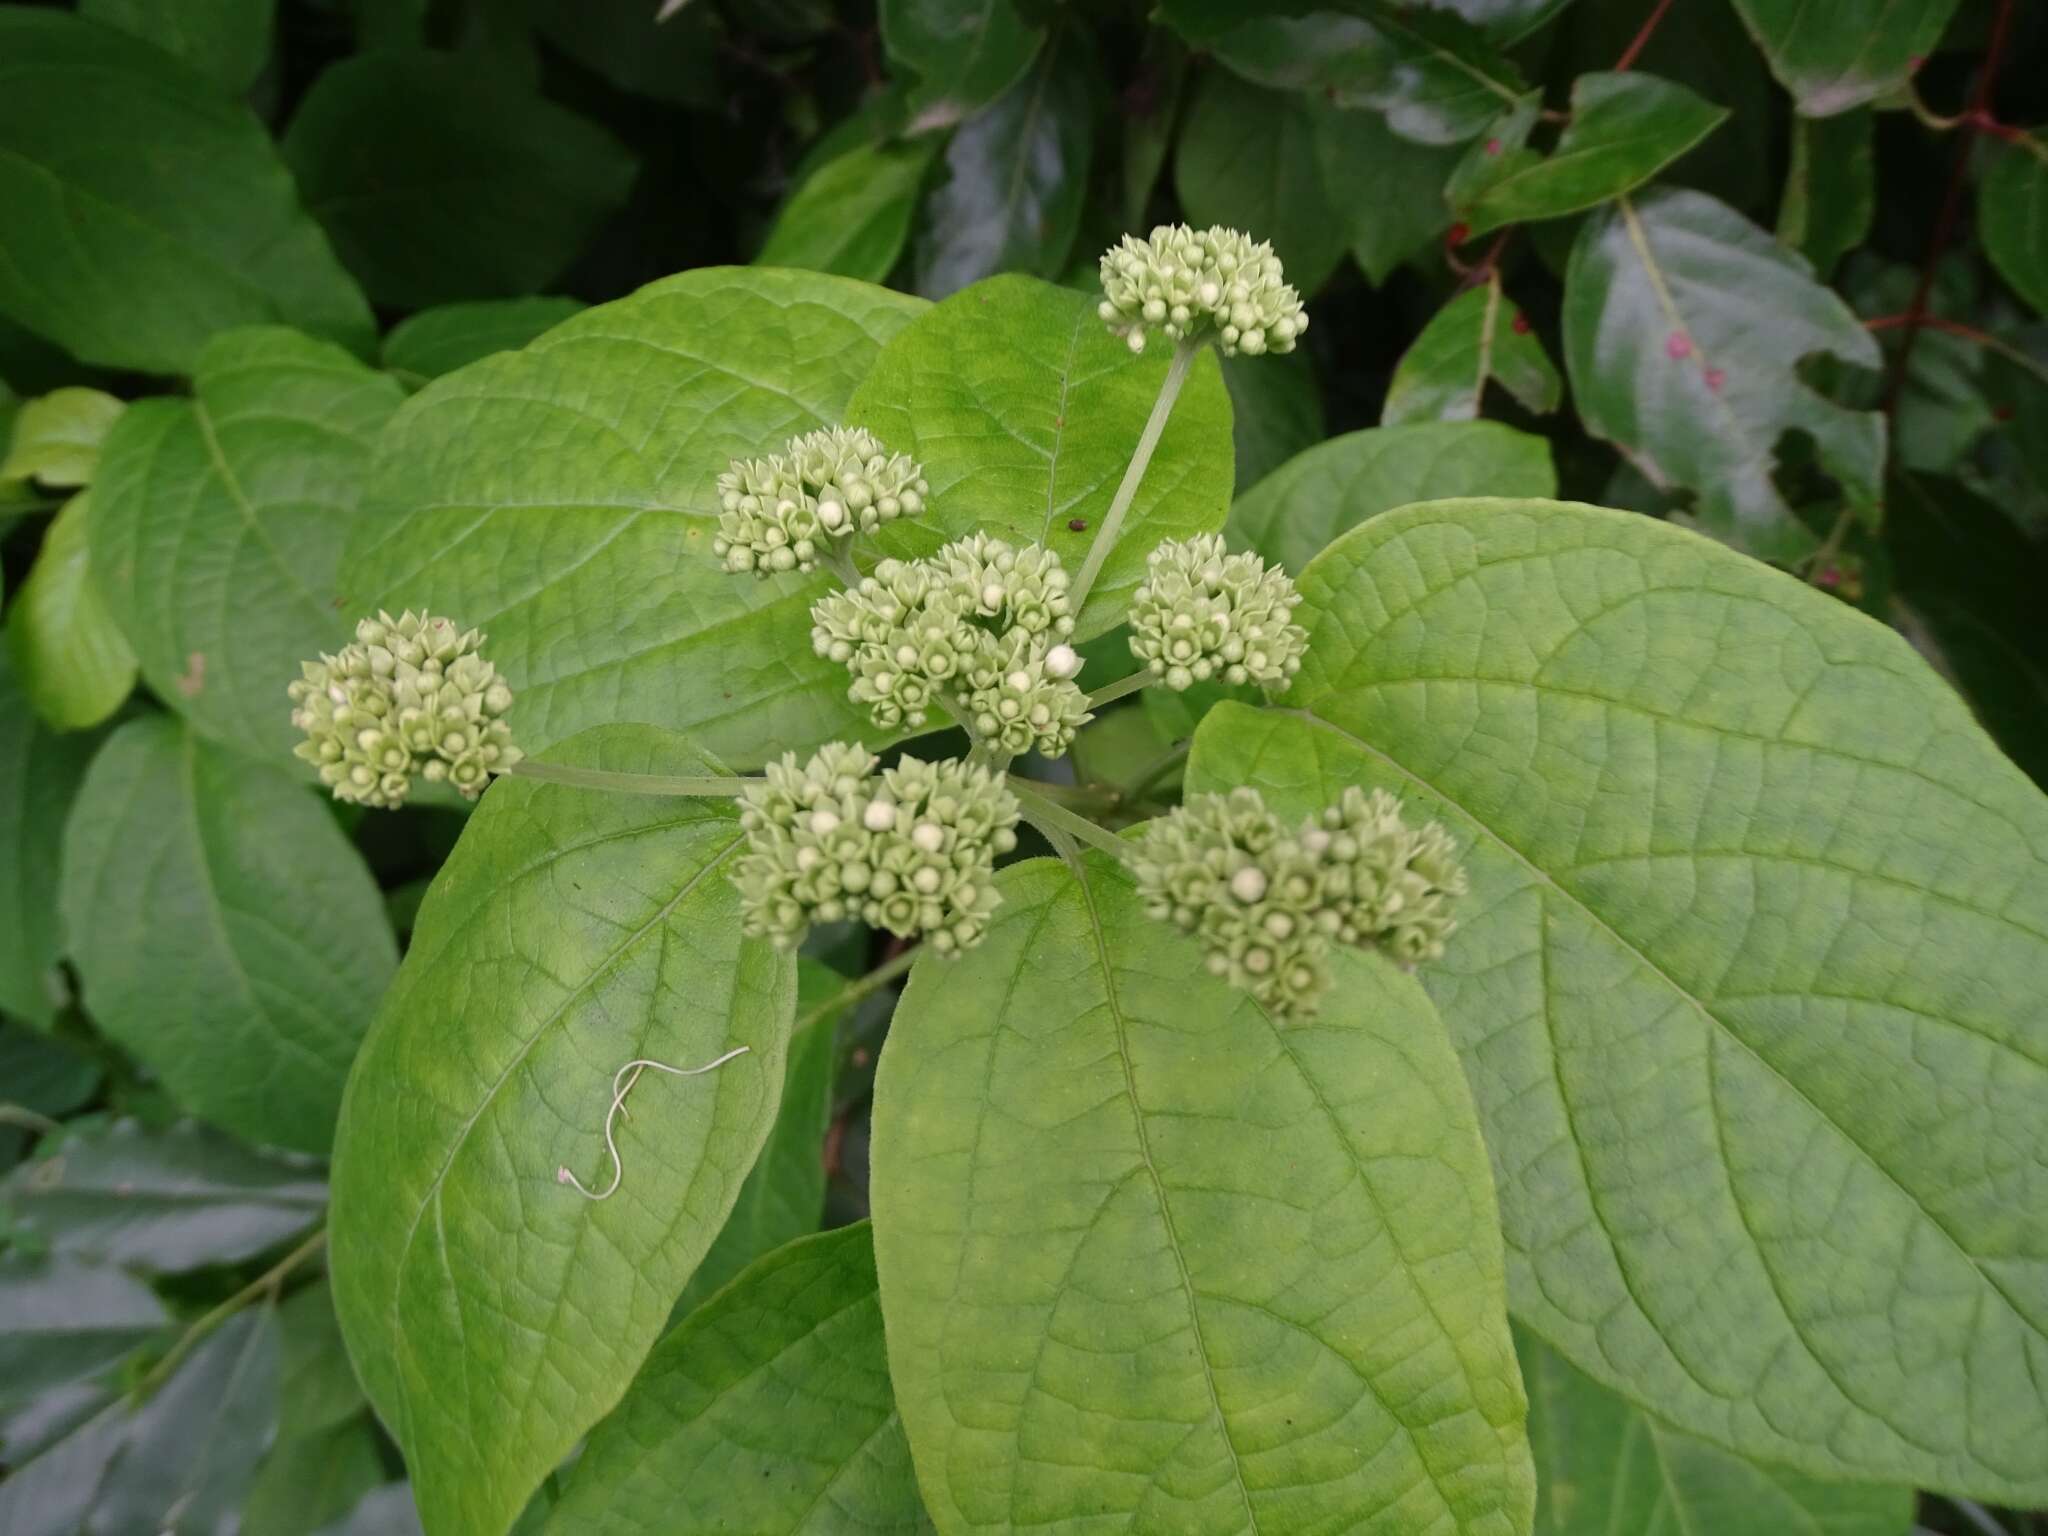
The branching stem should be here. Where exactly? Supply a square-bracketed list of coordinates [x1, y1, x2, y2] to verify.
[796, 946, 922, 1030]
[1086, 670, 1154, 710]
[1008, 777, 1130, 861]
[139, 1227, 326, 1395]
[1069, 338, 1200, 612]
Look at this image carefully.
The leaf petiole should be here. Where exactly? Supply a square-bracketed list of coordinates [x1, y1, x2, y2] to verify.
[1007, 776, 1131, 862]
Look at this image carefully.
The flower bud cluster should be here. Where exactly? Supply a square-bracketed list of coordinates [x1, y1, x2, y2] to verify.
[288, 611, 520, 808]
[1131, 785, 1467, 1014]
[1129, 534, 1307, 693]
[1098, 225, 1308, 358]
[714, 426, 929, 575]
[809, 533, 1090, 756]
[733, 743, 1021, 952]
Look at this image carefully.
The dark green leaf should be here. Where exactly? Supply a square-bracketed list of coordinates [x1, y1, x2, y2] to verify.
[341, 268, 922, 766]
[1453, 72, 1727, 237]
[90, 328, 406, 760]
[1383, 276, 1562, 425]
[1122, 30, 1188, 225]
[551, 1224, 930, 1535]
[1728, 0, 1958, 116]
[77, 0, 274, 93]
[0, 1255, 167, 1407]
[2, 1119, 325, 1272]
[59, 715, 397, 1154]
[0, 1027, 100, 1170]
[760, 138, 939, 285]
[329, 725, 796, 1536]
[1175, 72, 1347, 295]
[382, 298, 587, 386]
[4, 492, 137, 731]
[0, 652, 101, 1026]
[1982, 133, 2048, 318]
[529, 0, 719, 107]
[315, 1485, 424, 1536]
[1315, 106, 1464, 284]
[872, 852, 1535, 1532]
[1562, 189, 1883, 558]
[880, 0, 1044, 127]
[1221, 347, 1324, 494]
[284, 52, 637, 309]
[844, 275, 1234, 638]
[914, 35, 1095, 299]
[0, 9, 371, 375]
[1188, 497, 2048, 1502]
[1777, 108, 1874, 280]
[244, 1418, 389, 1536]
[1229, 420, 1556, 570]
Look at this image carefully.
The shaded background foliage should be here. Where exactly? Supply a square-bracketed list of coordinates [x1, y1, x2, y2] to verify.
[1, 0, 2045, 1532]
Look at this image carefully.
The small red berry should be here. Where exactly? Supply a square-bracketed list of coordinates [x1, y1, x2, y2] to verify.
[1667, 332, 1692, 360]
[1511, 312, 1531, 334]
[1705, 367, 1726, 392]
[1447, 222, 1470, 247]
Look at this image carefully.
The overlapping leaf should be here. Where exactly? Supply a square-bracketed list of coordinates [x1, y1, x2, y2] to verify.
[1982, 133, 2048, 318]
[1176, 74, 1347, 296]
[1383, 277, 1561, 426]
[78, 0, 274, 92]
[1728, 0, 1958, 116]
[761, 139, 939, 284]
[881, 0, 1044, 128]
[382, 298, 586, 387]
[4, 493, 136, 732]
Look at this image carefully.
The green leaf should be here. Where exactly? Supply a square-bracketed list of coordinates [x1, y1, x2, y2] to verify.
[90, 328, 406, 761]
[669, 957, 843, 1319]
[1121, 30, 1187, 226]
[871, 853, 1536, 1535]
[78, 0, 274, 93]
[340, 267, 921, 765]
[1, 1118, 324, 1273]
[1728, 0, 1958, 116]
[1982, 133, 2048, 319]
[880, 0, 1044, 127]
[0, 388, 125, 489]
[245, 1418, 389, 1536]
[382, 298, 586, 386]
[1175, 72, 1347, 296]
[1070, 703, 1185, 798]
[551, 1224, 930, 1535]
[0, 1255, 168, 1408]
[1229, 420, 1556, 571]
[1562, 189, 1884, 559]
[844, 274, 1234, 638]
[1383, 276, 1562, 425]
[760, 138, 939, 284]
[59, 715, 397, 1153]
[1160, 0, 1527, 146]
[1777, 109, 1874, 280]
[1186, 497, 2048, 1503]
[316, 1485, 424, 1536]
[0, 1027, 100, 1168]
[1221, 348, 1324, 495]
[283, 52, 637, 309]
[328, 724, 796, 1536]
[4, 492, 137, 732]
[1517, 1327, 1914, 1536]
[0, 9, 371, 376]
[1452, 73, 1728, 238]
[1315, 106, 1464, 285]
[914, 35, 1095, 300]
[0, 653, 101, 1026]
[528, 0, 719, 108]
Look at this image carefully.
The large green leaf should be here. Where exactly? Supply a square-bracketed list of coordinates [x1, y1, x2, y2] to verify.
[1383, 277, 1562, 426]
[340, 267, 922, 766]
[78, 0, 273, 92]
[1562, 189, 1884, 559]
[4, 493, 136, 731]
[913, 35, 1095, 300]
[551, 1224, 929, 1535]
[0, 9, 370, 375]
[871, 852, 1535, 1535]
[284, 52, 637, 309]
[382, 298, 586, 387]
[329, 724, 796, 1536]
[880, 0, 1044, 127]
[1221, 349, 1323, 496]
[1186, 497, 2048, 1502]
[1777, 109, 1874, 281]
[845, 275, 1233, 639]
[1517, 1328, 1913, 1536]
[1728, 0, 1958, 116]
[1982, 133, 2048, 319]
[1315, 106, 1463, 285]
[0, 1256, 167, 1410]
[760, 139, 939, 284]
[0, 652, 100, 1026]
[1229, 420, 1555, 571]
[1452, 73, 1727, 238]
[59, 715, 396, 1154]
[1175, 73, 1347, 296]
[91, 328, 405, 761]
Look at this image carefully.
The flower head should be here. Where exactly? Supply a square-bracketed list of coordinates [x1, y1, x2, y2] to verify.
[288, 611, 520, 808]
[733, 744, 1020, 952]
[1129, 534, 1306, 693]
[1130, 785, 1466, 1014]
[715, 426, 928, 576]
[1098, 225, 1308, 358]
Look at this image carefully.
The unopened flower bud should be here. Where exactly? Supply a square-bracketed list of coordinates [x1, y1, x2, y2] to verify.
[715, 426, 928, 576]
[1097, 225, 1308, 358]
[1129, 534, 1306, 694]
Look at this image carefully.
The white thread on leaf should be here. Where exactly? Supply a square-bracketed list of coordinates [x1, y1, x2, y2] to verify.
[556, 1046, 752, 1201]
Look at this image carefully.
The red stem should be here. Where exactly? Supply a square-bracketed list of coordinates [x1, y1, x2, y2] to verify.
[1613, 0, 1676, 73]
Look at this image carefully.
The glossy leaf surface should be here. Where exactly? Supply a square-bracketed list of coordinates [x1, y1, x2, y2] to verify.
[761, 139, 939, 285]
[1728, 0, 1958, 116]
[1383, 278, 1561, 426]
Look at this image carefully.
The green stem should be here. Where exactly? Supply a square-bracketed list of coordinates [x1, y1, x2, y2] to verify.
[1008, 777, 1130, 861]
[509, 759, 759, 797]
[821, 541, 862, 589]
[0, 1104, 63, 1135]
[1069, 338, 1200, 613]
[1123, 739, 1190, 803]
[796, 946, 922, 1030]
[1086, 670, 1154, 710]
[140, 1227, 326, 1395]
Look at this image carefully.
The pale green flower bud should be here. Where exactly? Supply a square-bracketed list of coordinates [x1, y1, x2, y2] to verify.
[1098, 225, 1308, 358]
[714, 426, 929, 576]
[1129, 534, 1307, 693]
[733, 745, 1020, 950]
[1130, 785, 1466, 1014]
[288, 611, 521, 809]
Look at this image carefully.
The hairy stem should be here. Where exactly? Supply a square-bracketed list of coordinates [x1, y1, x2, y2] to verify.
[139, 1227, 326, 1395]
[1069, 338, 1200, 613]
[1008, 776, 1130, 861]
[507, 759, 759, 797]
[1086, 669, 1154, 710]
